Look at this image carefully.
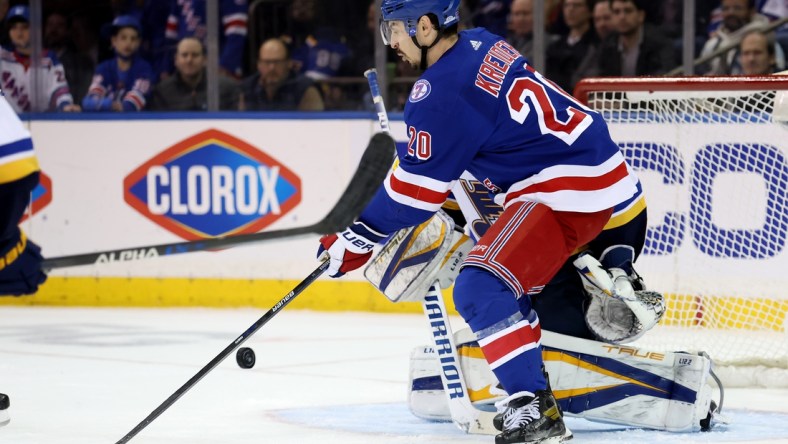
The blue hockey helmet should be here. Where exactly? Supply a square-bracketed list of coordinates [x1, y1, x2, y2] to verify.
[380, 0, 460, 44]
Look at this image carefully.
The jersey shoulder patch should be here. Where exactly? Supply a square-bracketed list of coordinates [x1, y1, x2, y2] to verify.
[409, 79, 432, 103]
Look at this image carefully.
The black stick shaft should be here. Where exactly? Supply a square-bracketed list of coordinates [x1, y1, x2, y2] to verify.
[114, 260, 329, 444]
[41, 225, 317, 269]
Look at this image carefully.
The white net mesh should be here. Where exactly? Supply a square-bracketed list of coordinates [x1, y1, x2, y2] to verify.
[577, 77, 788, 387]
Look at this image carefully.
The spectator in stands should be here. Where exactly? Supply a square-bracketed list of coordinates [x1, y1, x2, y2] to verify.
[285, 0, 318, 50]
[291, 28, 352, 81]
[341, 0, 378, 76]
[241, 38, 324, 111]
[82, 15, 152, 112]
[70, 12, 100, 68]
[140, 0, 172, 81]
[546, 0, 598, 93]
[471, 0, 511, 38]
[149, 37, 240, 111]
[0, 5, 79, 113]
[162, 0, 248, 79]
[592, 0, 614, 41]
[699, 0, 784, 75]
[738, 29, 778, 75]
[596, 0, 676, 76]
[572, 0, 612, 86]
[44, 11, 95, 105]
[507, 0, 558, 61]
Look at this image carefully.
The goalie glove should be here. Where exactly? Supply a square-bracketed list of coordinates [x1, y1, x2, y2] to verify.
[574, 253, 665, 343]
[318, 221, 386, 278]
[0, 229, 47, 297]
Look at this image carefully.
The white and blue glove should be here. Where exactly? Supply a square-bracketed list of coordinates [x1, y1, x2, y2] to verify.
[317, 221, 386, 278]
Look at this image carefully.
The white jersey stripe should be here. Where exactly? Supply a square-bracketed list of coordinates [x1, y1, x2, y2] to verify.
[393, 166, 454, 193]
[497, 177, 638, 212]
[478, 316, 540, 346]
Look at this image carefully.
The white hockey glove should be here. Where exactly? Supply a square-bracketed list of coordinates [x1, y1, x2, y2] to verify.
[318, 221, 386, 278]
[574, 253, 665, 343]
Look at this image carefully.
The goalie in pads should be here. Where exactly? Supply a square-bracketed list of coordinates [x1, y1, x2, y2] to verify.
[364, 175, 720, 436]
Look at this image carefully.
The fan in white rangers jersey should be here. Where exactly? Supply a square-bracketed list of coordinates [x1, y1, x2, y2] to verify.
[0, 6, 79, 113]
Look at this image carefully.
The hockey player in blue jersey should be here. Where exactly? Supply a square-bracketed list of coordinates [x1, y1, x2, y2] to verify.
[0, 89, 49, 426]
[317, 1, 647, 443]
[82, 15, 153, 112]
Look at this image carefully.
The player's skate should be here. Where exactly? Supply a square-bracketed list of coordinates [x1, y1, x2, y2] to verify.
[493, 389, 571, 444]
[0, 393, 9, 427]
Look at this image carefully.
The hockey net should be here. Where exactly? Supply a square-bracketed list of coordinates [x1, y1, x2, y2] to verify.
[575, 76, 788, 387]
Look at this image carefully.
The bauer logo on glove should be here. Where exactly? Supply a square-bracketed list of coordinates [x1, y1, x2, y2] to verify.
[317, 221, 386, 278]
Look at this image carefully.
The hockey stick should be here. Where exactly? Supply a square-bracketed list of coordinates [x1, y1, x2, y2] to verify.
[364, 69, 497, 435]
[422, 283, 498, 435]
[364, 68, 391, 135]
[42, 132, 395, 270]
[114, 259, 329, 444]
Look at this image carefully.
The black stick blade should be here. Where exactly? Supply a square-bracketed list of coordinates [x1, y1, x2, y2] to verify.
[319, 132, 395, 234]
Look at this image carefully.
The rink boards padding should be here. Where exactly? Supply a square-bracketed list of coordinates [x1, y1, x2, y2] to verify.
[2, 114, 785, 327]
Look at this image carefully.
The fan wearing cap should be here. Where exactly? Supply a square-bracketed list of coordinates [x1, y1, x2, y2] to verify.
[0, 5, 79, 113]
[82, 15, 153, 111]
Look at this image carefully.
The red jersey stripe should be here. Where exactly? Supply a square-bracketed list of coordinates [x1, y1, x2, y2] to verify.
[480, 320, 541, 364]
[505, 161, 630, 205]
[389, 174, 450, 205]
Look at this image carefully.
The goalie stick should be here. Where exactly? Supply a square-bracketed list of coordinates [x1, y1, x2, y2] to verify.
[42, 132, 395, 270]
[114, 259, 330, 444]
[364, 70, 498, 434]
[422, 282, 498, 434]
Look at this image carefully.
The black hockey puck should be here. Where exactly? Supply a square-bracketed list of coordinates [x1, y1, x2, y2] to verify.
[236, 347, 256, 369]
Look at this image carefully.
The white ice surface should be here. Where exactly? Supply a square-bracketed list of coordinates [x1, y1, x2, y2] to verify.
[1, 307, 787, 444]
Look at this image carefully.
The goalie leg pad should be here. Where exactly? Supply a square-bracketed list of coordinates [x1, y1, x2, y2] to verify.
[411, 329, 717, 433]
[543, 331, 715, 432]
[408, 346, 452, 421]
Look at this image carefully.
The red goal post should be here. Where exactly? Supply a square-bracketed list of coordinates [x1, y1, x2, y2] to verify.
[573, 76, 788, 388]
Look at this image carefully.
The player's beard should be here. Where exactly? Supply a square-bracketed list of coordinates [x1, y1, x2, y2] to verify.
[398, 51, 418, 70]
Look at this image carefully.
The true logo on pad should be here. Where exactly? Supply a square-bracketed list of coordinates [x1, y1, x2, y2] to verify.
[124, 129, 302, 240]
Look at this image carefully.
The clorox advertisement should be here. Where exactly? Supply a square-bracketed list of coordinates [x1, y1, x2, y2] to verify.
[124, 129, 301, 240]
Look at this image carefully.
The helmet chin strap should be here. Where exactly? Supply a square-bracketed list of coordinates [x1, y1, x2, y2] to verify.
[411, 29, 444, 71]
